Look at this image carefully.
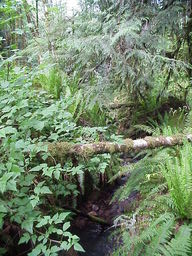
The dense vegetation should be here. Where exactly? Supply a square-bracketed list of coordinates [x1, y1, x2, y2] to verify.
[1, 0, 192, 255]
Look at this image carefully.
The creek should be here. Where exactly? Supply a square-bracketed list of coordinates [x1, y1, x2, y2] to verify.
[68, 160, 140, 256]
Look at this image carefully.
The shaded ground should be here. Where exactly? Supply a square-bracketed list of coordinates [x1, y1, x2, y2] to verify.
[70, 171, 140, 256]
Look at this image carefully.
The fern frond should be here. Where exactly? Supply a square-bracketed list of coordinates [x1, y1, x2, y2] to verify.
[138, 213, 174, 244]
[145, 217, 174, 256]
[160, 225, 191, 256]
[160, 142, 192, 218]
[133, 124, 156, 135]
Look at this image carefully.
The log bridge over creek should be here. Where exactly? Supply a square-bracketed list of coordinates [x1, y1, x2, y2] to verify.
[46, 134, 192, 227]
[48, 134, 192, 159]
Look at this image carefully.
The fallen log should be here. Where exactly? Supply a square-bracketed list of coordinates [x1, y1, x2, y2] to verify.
[62, 205, 111, 226]
[47, 134, 192, 159]
[108, 102, 134, 110]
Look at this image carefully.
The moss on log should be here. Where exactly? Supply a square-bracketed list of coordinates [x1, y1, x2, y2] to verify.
[47, 134, 192, 160]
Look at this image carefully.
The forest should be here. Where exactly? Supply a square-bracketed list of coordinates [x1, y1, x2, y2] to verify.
[1, 0, 192, 255]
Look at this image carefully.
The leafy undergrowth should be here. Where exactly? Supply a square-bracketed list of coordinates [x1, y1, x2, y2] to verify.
[1, 68, 192, 256]
[1, 0, 192, 255]
[0, 69, 119, 255]
[112, 121, 192, 256]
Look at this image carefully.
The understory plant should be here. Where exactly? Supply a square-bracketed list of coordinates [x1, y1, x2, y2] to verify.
[160, 142, 192, 219]
[113, 119, 192, 256]
[113, 213, 192, 256]
[0, 67, 115, 255]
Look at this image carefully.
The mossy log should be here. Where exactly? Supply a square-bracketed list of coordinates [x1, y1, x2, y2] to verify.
[47, 134, 192, 159]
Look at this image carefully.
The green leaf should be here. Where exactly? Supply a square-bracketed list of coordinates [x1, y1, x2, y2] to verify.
[30, 165, 44, 172]
[0, 247, 7, 255]
[42, 167, 53, 177]
[61, 241, 70, 250]
[28, 244, 43, 256]
[0, 205, 7, 213]
[32, 120, 45, 131]
[41, 105, 57, 117]
[15, 140, 26, 149]
[11, 164, 23, 173]
[63, 222, 70, 231]
[0, 213, 5, 229]
[22, 219, 34, 234]
[55, 212, 70, 224]
[0, 126, 17, 138]
[74, 243, 85, 252]
[52, 213, 59, 222]
[34, 185, 52, 195]
[40, 186, 52, 194]
[71, 166, 84, 175]
[30, 195, 39, 208]
[36, 217, 49, 228]
[4, 126, 17, 134]
[56, 229, 63, 235]
[6, 179, 17, 191]
[31, 234, 37, 244]
[0, 129, 6, 138]
[0, 173, 13, 193]
[1, 80, 9, 88]
[50, 246, 60, 253]
[54, 170, 60, 180]
[18, 232, 30, 245]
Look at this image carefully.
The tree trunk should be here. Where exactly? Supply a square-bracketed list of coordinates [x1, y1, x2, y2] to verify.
[23, 0, 39, 37]
[47, 134, 192, 159]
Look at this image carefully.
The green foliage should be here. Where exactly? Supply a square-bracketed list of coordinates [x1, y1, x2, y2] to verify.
[160, 143, 192, 219]
[0, 67, 114, 254]
[82, 103, 110, 126]
[113, 143, 192, 255]
[133, 108, 186, 137]
[114, 213, 192, 256]
[113, 118, 192, 255]
[35, 68, 62, 98]
[0, 69, 78, 254]
[20, 0, 190, 112]
[1, 0, 192, 255]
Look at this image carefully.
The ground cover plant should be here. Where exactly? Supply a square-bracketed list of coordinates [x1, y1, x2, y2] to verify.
[1, 0, 192, 255]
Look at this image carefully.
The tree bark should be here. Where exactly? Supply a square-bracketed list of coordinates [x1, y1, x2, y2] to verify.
[23, 0, 39, 37]
[47, 134, 192, 159]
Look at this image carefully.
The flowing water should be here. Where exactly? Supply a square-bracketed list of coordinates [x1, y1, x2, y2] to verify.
[72, 224, 112, 256]
[67, 166, 139, 256]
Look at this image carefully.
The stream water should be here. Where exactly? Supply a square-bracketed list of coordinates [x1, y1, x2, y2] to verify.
[69, 186, 117, 256]
[68, 163, 139, 256]
[72, 224, 112, 256]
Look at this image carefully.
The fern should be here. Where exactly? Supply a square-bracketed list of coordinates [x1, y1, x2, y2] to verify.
[134, 124, 156, 135]
[184, 110, 192, 134]
[113, 117, 192, 255]
[160, 225, 191, 256]
[145, 217, 174, 256]
[113, 147, 172, 201]
[114, 213, 192, 256]
[35, 68, 62, 98]
[160, 143, 192, 219]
